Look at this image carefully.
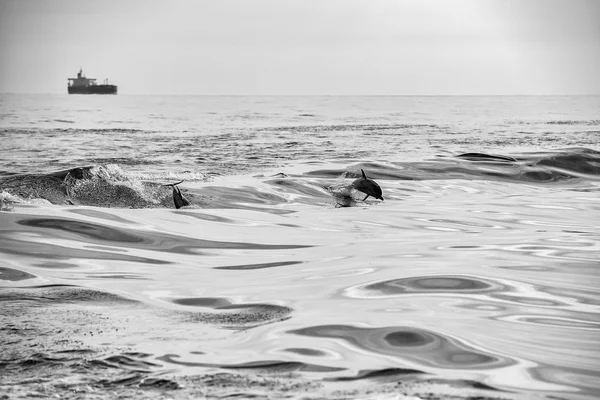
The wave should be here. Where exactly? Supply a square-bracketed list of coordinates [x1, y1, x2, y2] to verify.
[546, 120, 600, 126]
[510, 119, 600, 126]
[451, 149, 600, 181]
[1, 148, 598, 210]
[525, 148, 600, 175]
[0, 127, 155, 136]
[85, 157, 158, 166]
[259, 123, 441, 133]
[307, 148, 600, 183]
[0, 165, 202, 209]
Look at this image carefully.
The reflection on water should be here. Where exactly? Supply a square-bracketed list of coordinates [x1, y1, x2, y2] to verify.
[289, 324, 510, 369]
[354, 275, 502, 296]
[1, 157, 600, 399]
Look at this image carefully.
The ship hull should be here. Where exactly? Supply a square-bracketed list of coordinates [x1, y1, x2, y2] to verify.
[68, 85, 117, 95]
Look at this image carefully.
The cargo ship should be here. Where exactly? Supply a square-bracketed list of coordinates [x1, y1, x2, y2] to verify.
[67, 68, 117, 94]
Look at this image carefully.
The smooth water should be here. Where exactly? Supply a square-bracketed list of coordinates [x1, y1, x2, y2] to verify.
[1, 94, 599, 399]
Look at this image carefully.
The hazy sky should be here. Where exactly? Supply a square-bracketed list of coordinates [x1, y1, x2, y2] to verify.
[1, 0, 599, 95]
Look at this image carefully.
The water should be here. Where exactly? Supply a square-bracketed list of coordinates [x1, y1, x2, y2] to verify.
[1, 94, 599, 399]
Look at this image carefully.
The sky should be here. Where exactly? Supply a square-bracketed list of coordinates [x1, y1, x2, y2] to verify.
[0, 0, 599, 95]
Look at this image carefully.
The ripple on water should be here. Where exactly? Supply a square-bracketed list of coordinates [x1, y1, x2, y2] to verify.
[494, 314, 600, 330]
[172, 297, 232, 308]
[289, 325, 512, 370]
[155, 354, 345, 373]
[67, 208, 138, 224]
[18, 218, 143, 242]
[0, 267, 37, 281]
[326, 367, 426, 382]
[538, 285, 600, 307]
[171, 296, 294, 328]
[214, 260, 302, 270]
[281, 348, 329, 357]
[33, 261, 81, 269]
[0, 285, 140, 305]
[345, 275, 505, 298]
[492, 293, 567, 307]
[0, 233, 171, 265]
[532, 364, 600, 397]
[11, 217, 312, 255]
[91, 354, 160, 371]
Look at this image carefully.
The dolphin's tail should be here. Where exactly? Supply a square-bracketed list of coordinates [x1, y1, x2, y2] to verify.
[162, 180, 185, 187]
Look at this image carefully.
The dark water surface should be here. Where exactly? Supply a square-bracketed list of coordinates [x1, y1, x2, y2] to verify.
[1, 95, 599, 399]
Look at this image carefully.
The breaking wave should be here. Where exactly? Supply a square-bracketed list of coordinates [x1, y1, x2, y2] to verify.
[0, 164, 206, 209]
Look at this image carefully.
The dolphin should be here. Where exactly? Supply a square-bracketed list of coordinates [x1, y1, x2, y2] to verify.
[352, 169, 383, 201]
[163, 180, 190, 209]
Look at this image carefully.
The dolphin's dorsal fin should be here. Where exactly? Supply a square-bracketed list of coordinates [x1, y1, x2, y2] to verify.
[361, 169, 367, 179]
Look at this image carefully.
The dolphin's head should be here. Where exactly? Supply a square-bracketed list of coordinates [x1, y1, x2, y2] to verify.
[352, 169, 384, 201]
[367, 183, 384, 201]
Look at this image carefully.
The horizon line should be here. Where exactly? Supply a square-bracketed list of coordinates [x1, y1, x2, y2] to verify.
[2, 92, 600, 97]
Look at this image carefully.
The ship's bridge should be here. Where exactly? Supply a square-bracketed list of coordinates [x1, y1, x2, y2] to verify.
[68, 68, 97, 87]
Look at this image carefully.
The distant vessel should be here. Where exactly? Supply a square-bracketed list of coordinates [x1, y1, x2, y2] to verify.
[67, 68, 117, 94]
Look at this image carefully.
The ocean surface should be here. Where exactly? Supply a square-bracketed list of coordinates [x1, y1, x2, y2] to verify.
[1, 94, 599, 399]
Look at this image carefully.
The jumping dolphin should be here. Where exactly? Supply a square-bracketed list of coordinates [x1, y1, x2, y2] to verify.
[352, 169, 383, 201]
[163, 180, 190, 209]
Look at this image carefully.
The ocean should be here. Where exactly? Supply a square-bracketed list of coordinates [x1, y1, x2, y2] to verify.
[1, 94, 599, 400]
